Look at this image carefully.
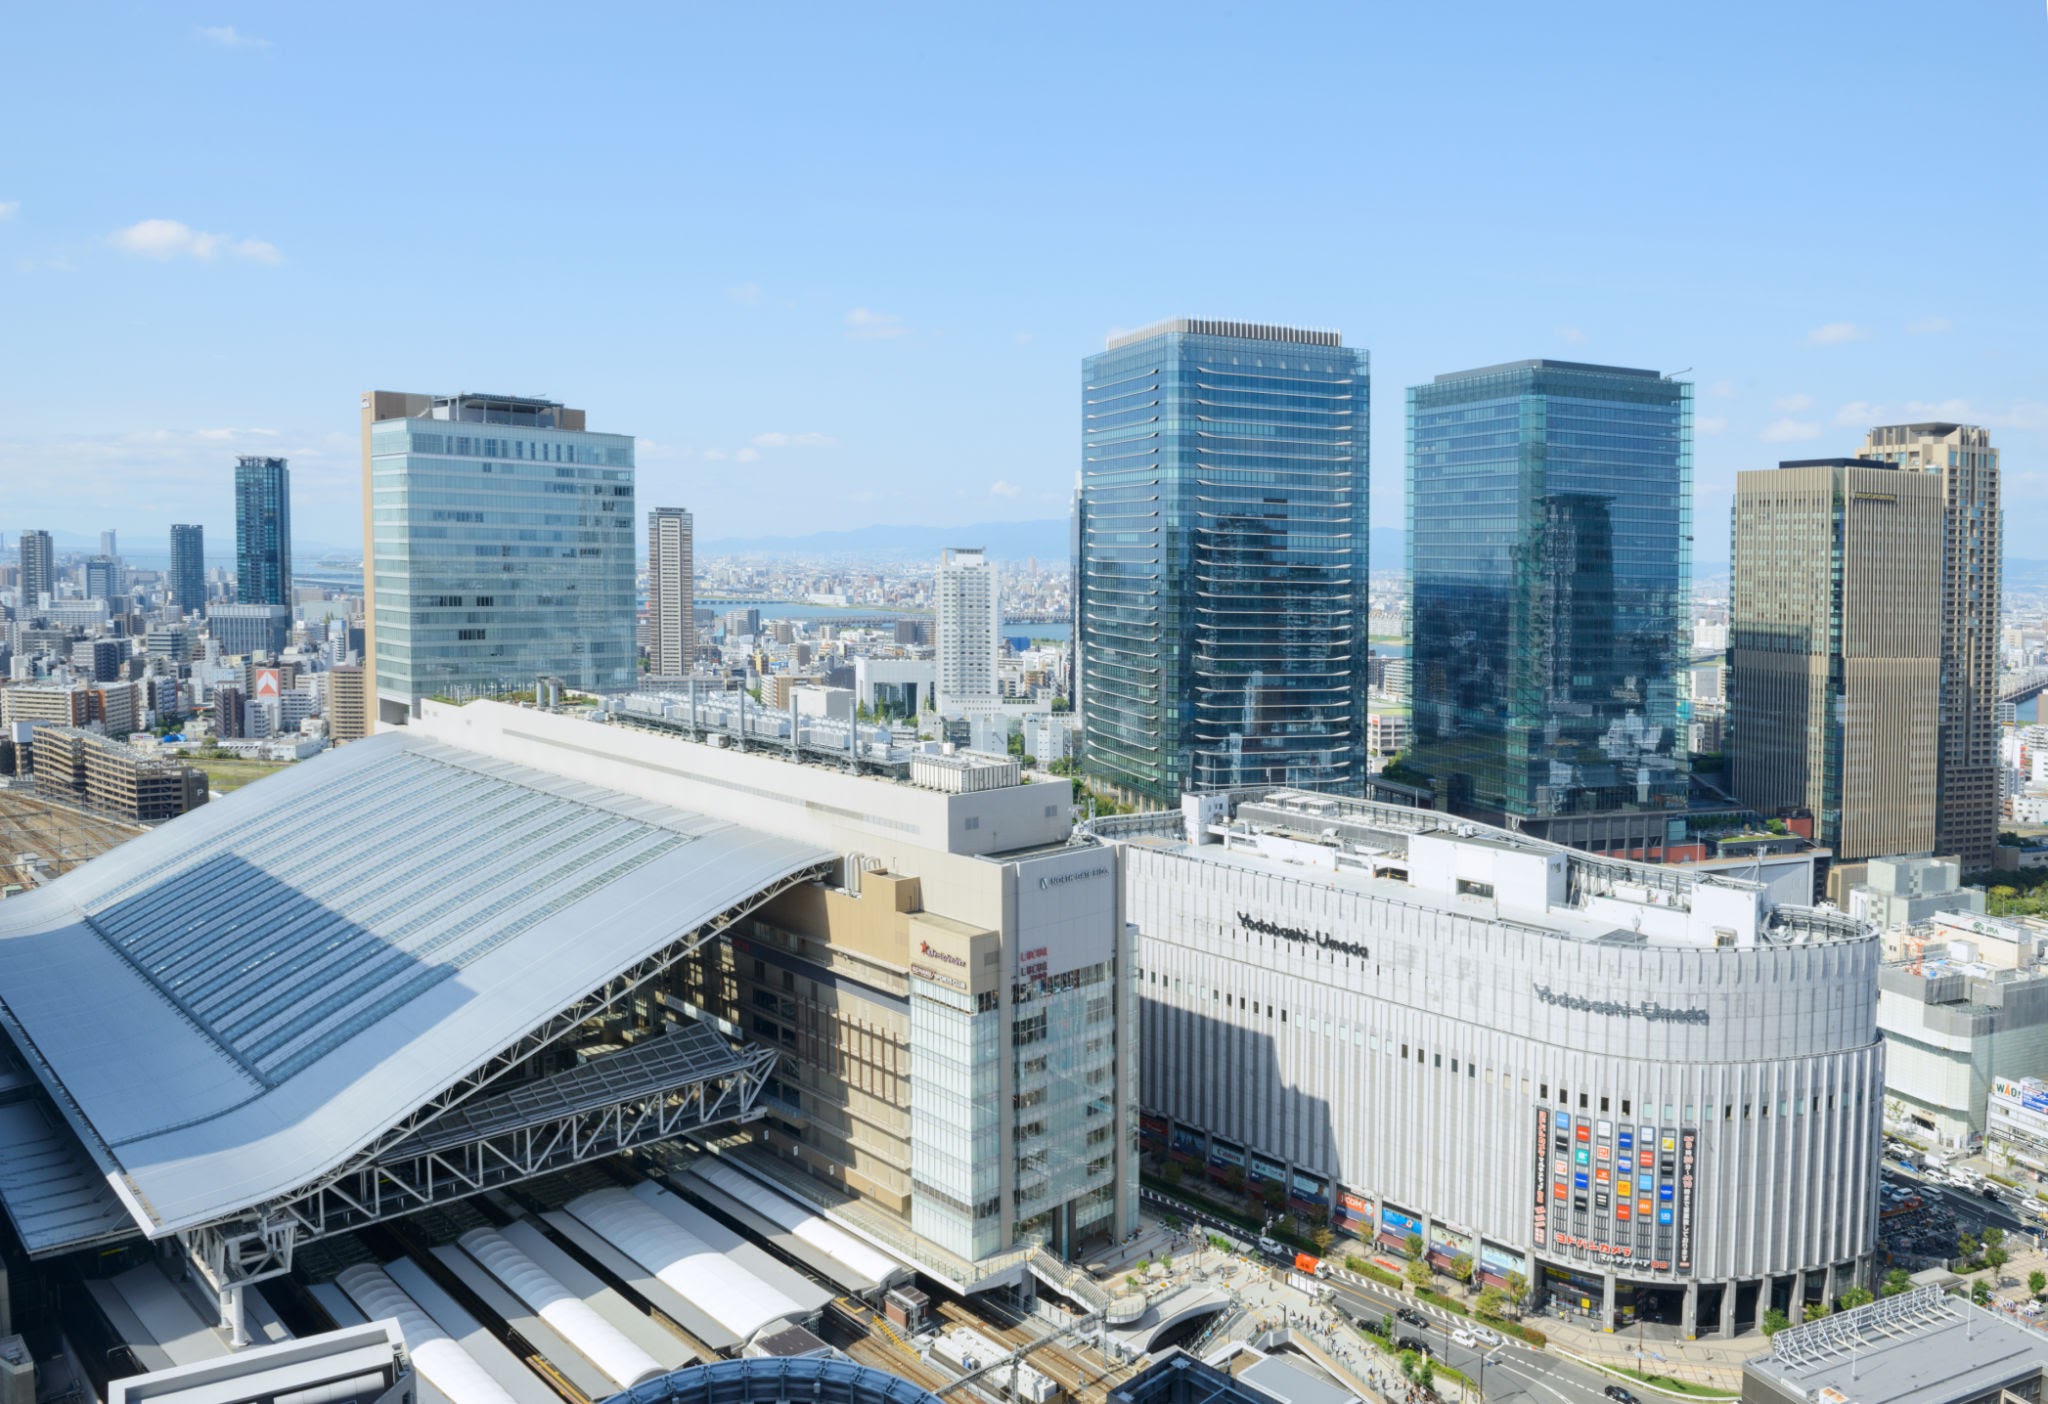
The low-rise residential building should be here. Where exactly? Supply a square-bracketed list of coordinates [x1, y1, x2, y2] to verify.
[30, 726, 208, 821]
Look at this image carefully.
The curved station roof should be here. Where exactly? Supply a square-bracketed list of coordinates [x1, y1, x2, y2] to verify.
[0, 730, 833, 1250]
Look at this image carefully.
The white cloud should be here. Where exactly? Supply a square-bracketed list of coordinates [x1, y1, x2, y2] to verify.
[1707, 380, 1738, 399]
[734, 447, 760, 464]
[1556, 326, 1586, 345]
[110, 218, 281, 264]
[1906, 315, 1952, 336]
[989, 479, 1021, 499]
[749, 431, 837, 448]
[1760, 419, 1821, 443]
[1773, 393, 1814, 413]
[1807, 321, 1868, 346]
[845, 307, 907, 340]
[1695, 415, 1729, 435]
[701, 448, 728, 462]
[198, 24, 269, 47]
[1833, 400, 1885, 427]
[0, 201, 17, 222]
[727, 281, 761, 304]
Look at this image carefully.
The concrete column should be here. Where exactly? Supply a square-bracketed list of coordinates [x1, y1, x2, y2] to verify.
[1600, 1272, 1616, 1332]
[1681, 1281, 1699, 1339]
[1788, 1269, 1806, 1325]
[1719, 1279, 1738, 1336]
[1754, 1275, 1773, 1334]
[1822, 1261, 1838, 1308]
[220, 1284, 248, 1348]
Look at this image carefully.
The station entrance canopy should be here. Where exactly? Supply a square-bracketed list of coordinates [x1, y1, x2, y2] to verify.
[0, 730, 833, 1304]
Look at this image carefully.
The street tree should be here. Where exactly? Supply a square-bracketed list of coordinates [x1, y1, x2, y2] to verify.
[1405, 1257, 1432, 1290]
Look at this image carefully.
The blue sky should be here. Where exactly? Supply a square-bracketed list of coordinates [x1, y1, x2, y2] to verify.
[2, 2, 2044, 560]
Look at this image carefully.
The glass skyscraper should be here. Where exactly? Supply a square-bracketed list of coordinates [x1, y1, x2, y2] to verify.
[1078, 319, 1369, 805]
[169, 523, 206, 617]
[1406, 360, 1690, 837]
[361, 391, 636, 726]
[233, 455, 292, 606]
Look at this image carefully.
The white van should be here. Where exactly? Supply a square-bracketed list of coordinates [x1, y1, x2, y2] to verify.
[1257, 1235, 1285, 1258]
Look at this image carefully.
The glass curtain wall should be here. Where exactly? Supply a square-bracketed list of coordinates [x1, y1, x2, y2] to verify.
[1080, 323, 1369, 805]
[1407, 361, 1690, 822]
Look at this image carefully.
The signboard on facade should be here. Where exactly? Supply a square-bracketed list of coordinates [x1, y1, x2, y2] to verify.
[1015, 848, 1116, 981]
[255, 667, 281, 701]
[1533, 1107, 1551, 1246]
[1677, 1126, 1698, 1272]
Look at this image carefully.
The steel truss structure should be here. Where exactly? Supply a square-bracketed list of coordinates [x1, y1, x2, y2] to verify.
[181, 862, 830, 1299]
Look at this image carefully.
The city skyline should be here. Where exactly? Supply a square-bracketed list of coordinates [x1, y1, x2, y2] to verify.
[2, 4, 2044, 550]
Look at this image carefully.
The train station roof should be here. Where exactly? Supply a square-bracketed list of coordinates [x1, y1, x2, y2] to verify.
[0, 730, 832, 1252]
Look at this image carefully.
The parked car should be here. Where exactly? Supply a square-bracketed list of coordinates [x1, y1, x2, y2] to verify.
[1396, 1307, 1429, 1328]
[1397, 1336, 1434, 1357]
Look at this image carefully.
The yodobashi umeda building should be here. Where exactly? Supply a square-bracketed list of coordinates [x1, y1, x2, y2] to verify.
[1093, 791, 1881, 1337]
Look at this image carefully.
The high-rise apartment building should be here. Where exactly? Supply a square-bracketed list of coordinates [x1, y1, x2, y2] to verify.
[360, 391, 637, 726]
[17, 530, 54, 614]
[234, 455, 293, 606]
[1406, 360, 1691, 851]
[1857, 423, 2001, 873]
[1078, 319, 1369, 805]
[647, 506, 694, 676]
[169, 523, 206, 617]
[1731, 457, 1943, 861]
[328, 664, 370, 742]
[935, 546, 998, 714]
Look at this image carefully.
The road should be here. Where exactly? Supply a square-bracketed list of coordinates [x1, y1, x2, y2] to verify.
[1311, 1271, 1643, 1404]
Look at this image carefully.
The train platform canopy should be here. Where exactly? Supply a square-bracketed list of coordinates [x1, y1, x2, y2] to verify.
[0, 730, 834, 1255]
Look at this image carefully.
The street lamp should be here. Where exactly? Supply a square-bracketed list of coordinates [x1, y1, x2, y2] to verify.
[1475, 1344, 1507, 1402]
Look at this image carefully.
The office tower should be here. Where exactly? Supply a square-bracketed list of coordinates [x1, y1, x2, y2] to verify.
[1731, 457, 1943, 861]
[935, 546, 998, 714]
[84, 555, 123, 609]
[1406, 360, 1690, 851]
[1857, 422, 2001, 873]
[207, 602, 293, 658]
[234, 455, 293, 605]
[1078, 319, 1369, 805]
[647, 506, 694, 676]
[99, 529, 117, 559]
[18, 530, 53, 613]
[327, 664, 369, 742]
[169, 523, 206, 616]
[360, 391, 636, 726]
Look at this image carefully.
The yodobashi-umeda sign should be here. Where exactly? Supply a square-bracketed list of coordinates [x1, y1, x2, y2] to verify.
[1015, 848, 1116, 981]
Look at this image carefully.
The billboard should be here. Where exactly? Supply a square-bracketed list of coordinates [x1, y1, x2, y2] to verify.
[254, 667, 281, 701]
[1677, 1126, 1698, 1272]
[1014, 847, 1116, 981]
[1533, 1107, 1551, 1246]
